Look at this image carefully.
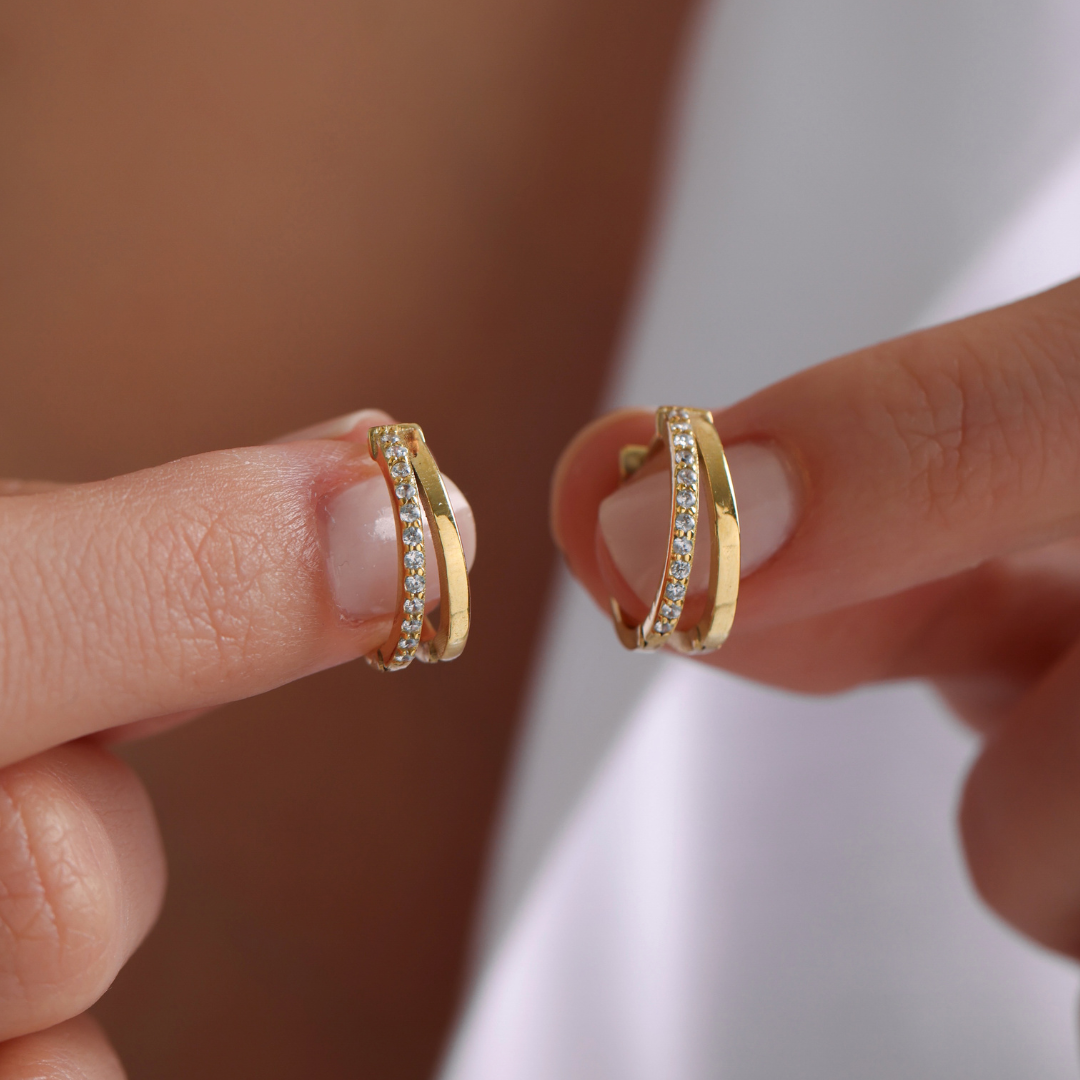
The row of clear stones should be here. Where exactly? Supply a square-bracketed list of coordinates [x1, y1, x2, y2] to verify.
[651, 408, 697, 639]
[377, 428, 426, 668]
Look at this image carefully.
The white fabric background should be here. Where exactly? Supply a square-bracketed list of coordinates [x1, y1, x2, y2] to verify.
[442, 0, 1080, 1075]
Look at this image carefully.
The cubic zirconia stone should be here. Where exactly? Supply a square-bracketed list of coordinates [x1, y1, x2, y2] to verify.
[381, 432, 401, 445]
[675, 513, 695, 531]
[399, 504, 421, 523]
[402, 618, 423, 633]
[673, 408, 690, 419]
[676, 489, 697, 508]
[665, 582, 686, 601]
[390, 462, 412, 479]
[677, 468, 697, 485]
[395, 482, 417, 500]
[660, 602, 681, 619]
[654, 620, 673, 635]
[403, 598, 424, 614]
[675, 449, 695, 465]
[672, 433, 693, 448]
[385, 443, 408, 460]
[404, 575, 425, 594]
[404, 550, 424, 569]
[672, 536, 692, 555]
[669, 422, 691, 434]
[670, 561, 690, 579]
[403, 526, 423, 544]
[397, 637, 412, 652]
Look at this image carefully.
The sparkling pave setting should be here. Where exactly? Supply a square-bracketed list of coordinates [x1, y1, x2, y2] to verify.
[370, 424, 428, 671]
[610, 403, 739, 656]
[644, 407, 700, 645]
[363, 420, 471, 673]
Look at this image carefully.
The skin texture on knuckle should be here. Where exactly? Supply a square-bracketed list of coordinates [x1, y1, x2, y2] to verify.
[879, 300, 1080, 536]
[108, 455, 324, 695]
[0, 764, 122, 1033]
[132, 490, 313, 686]
[0, 449, 331, 733]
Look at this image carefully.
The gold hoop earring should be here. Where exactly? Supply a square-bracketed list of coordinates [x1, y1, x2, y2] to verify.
[610, 406, 739, 654]
[366, 424, 471, 671]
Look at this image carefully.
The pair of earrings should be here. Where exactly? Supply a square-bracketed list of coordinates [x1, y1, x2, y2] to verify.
[366, 407, 739, 672]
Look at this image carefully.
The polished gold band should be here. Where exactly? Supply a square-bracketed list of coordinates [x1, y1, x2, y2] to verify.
[366, 424, 471, 672]
[610, 406, 739, 654]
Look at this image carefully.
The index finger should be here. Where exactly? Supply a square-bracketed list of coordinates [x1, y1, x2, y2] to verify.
[0, 424, 475, 766]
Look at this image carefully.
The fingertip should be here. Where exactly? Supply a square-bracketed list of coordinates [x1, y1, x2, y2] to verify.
[549, 408, 654, 592]
[45, 744, 167, 960]
[0, 746, 166, 1041]
[958, 647, 1080, 958]
[270, 408, 396, 445]
[0, 1014, 126, 1080]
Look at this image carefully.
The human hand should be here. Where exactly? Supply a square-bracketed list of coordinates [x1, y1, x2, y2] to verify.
[0, 410, 474, 1076]
[551, 278, 1080, 958]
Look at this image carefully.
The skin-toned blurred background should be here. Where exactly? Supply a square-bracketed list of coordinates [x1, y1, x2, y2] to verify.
[0, 0, 696, 1074]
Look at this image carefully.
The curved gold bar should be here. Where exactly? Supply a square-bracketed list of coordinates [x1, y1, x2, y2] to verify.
[670, 414, 739, 653]
[410, 436, 470, 663]
[609, 406, 739, 655]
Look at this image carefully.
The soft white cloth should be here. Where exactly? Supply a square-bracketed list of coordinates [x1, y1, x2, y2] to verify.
[443, 1, 1080, 1075]
[447, 674, 1078, 1079]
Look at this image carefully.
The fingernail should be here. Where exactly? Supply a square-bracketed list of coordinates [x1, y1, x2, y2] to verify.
[598, 440, 798, 605]
[324, 474, 477, 620]
[273, 410, 477, 620]
[272, 409, 392, 444]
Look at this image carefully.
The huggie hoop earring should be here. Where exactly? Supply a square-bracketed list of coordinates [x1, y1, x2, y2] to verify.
[366, 424, 471, 672]
[610, 406, 739, 654]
